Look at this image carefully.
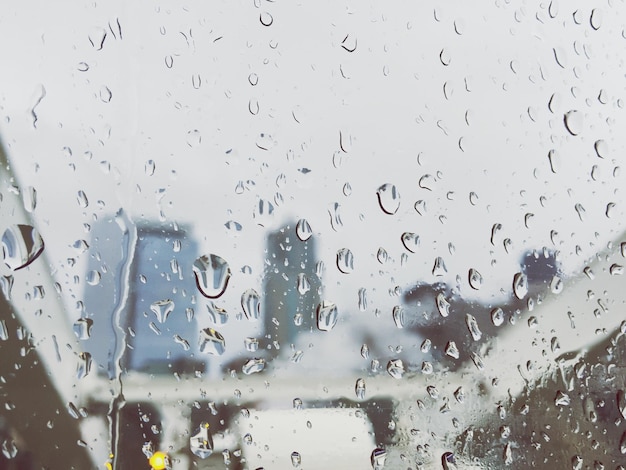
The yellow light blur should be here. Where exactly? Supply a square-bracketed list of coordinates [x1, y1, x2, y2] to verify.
[149, 451, 168, 470]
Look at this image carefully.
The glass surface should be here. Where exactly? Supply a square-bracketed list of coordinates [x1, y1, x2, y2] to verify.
[1, 1, 626, 469]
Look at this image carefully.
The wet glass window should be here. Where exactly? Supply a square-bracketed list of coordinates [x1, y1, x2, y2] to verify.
[1, 1, 626, 469]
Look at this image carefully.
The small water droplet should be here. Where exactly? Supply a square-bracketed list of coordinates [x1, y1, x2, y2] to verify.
[190, 422, 214, 458]
[436, 293, 450, 317]
[468, 268, 482, 290]
[316, 301, 338, 331]
[594, 139, 608, 159]
[341, 34, 357, 52]
[1, 439, 17, 459]
[328, 203, 344, 231]
[439, 48, 451, 66]
[336, 248, 354, 274]
[564, 110, 583, 135]
[150, 299, 175, 323]
[1, 224, 45, 271]
[199, 328, 225, 355]
[242, 358, 265, 375]
[295, 219, 313, 241]
[22, 186, 37, 213]
[377, 184, 400, 215]
[554, 390, 571, 406]
[432, 257, 447, 276]
[76, 352, 92, 379]
[145, 159, 156, 176]
[164, 55, 173, 68]
[371, 448, 387, 469]
[401, 232, 420, 253]
[99, 86, 112, 103]
[77, 190, 89, 208]
[187, 129, 201, 147]
[553, 47, 567, 68]
[193, 254, 231, 298]
[572, 455, 583, 470]
[206, 302, 228, 324]
[88, 27, 107, 50]
[358, 288, 367, 311]
[86, 270, 101, 286]
[445, 341, 459, 359]
[386, 359, 404, 379]
[241, 289, 261, 321]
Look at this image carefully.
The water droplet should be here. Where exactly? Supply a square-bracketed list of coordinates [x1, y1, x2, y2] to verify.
[503, 443, 513, 465]
[512, 272, 528, 299]
[466, 314, 482, 341]
[548, 149, 560, 173]
[242, 358, 265, 375]
[341, 34, 357, 52]
[164, 55, 173, 68]
[86, 270, 101, 286]
[553, 47, 567, 68]
[193, 254, 231, 298]
[376, 184, 400, 215]
[548, 1, 559, 18]
[554, 390, 571, 406]
[468, 268, 483, 290]
[445, 341, 459, 359]
[574, 203, 586, 221]
[392, 306, 405, 328]
[241, 289, 261, 321]
[355, 378, 366, 399]
[88, 27, 107, 50]
[371, 448, 386, 469]
[386, 359, 404, 379]
[617, 390, 626, 419]
[199, 328, 226, 355]
[598, 88, 608, 104]
[316, 301, 338, 331]
[328, 203, 344, 231]
[1, 224, 45, 271]
[99, 86, 112, 103]
[0, 275, 14, 301]
[590, 8, 603, 30]
[491, 307, 504, 326]
[76, 352, 92, 379]
[439, 48, 451, 66]
[358, 288, 367, 311]
[572, 455, 583, 470]
[564, 110, 583, 135]
[336, 248, 354, 274]
[187, 129, 201, 147]
[224, 220, 242, 235]
[248, 73, 259, 86]
[150, 299, 175, 323]
[469, 192, 478, 205]
[583, 266, 595, 280]
[401, 232, 420, 253]
[77, 190, 89, 208]
[610, 264, 623, 276]
[254, 199, 275, 226]
[594, 139, 608, 159]
[73, 318, 93, 340]
[418, 174, 435, 191]
[1, 439, 17, 459]
[436, 293, 450, 317]
[442, 452, 457, 470]
[376, 248, 388, 264]
[22, 186, 36, 213]
[420, 338, 432, 353]
[620, 431, 626, 454]
[295, 219, 313, 242]
[190, 422, 214, 458]
[256, 133, 274, 150]
[259, 11, 273, 26]
[145, 159, 156, 176]
[432, 257, 447, 276]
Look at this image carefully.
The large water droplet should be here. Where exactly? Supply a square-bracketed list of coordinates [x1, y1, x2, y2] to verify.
[317, 301, 338, 331]
[242, 358, 265, 374]
[193, 254, 231, 298]
[386, 359, 404, 379]
[206, 302, 228, 324]
[392, 306, 405, 328]
[564, 110, 583, 135]
[376, 184, 400, 215]
[512, 272, 528, 299]
[445, 341, 459, 359]
[468, 269, 482, 290]
[241, 289, 261, 321]
[295, 219, 313, 241]
[401, 232, 420, 253]
[150, 299, 175, 323]
[199, 328, 226, 355]
[336, 248, 354, 274]
[590, 8, 603, 30]
[432, 257, 447, 276]
[190, 422, 214, 458]
[1, 224, 45, 271]
[466, 314, 482, 341]
[436, 293, 450, 317]
[290, 451, 301, 467]
[355, 378, 366, 399]
[371, 448, 387, 469]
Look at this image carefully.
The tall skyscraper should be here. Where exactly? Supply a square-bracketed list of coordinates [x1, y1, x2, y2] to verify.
[262, 222, 321, 359]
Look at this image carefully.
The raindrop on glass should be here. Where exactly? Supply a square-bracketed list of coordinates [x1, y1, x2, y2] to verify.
[491, 307, 504, 326]
[445, 341, 459, 359]
[355, 378, 366, 399]
[392, 306, 405, 328]
[190, 423, 214, 458]
[468, 269, 482, 290]
[336, 248, 354, 274]
[1, 224, 45, 271]
[594, 139, 608, 159]
[466, 314, 482, 341]
[512, 272, 528, 299]
[22, 186, 36, 213]
[432, 257, 447, 276]
[436, 293, 450, 317]
[590, 8, 603, 30]
[295, 219, 313, 241]
[564, 110, 583, 136]
[316, 301, 338, 331]
[193, 254, 231, 298]
[259, 11, 273, 26]
[241, 289, 261, 321]
[199, 328, 226, 356]
[386, 359, 405, 379]
[401, 232, 420, 253]
[376, 184, 400, 215]
[242, 358, 265, 375]
[150, 299, 175, 323]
